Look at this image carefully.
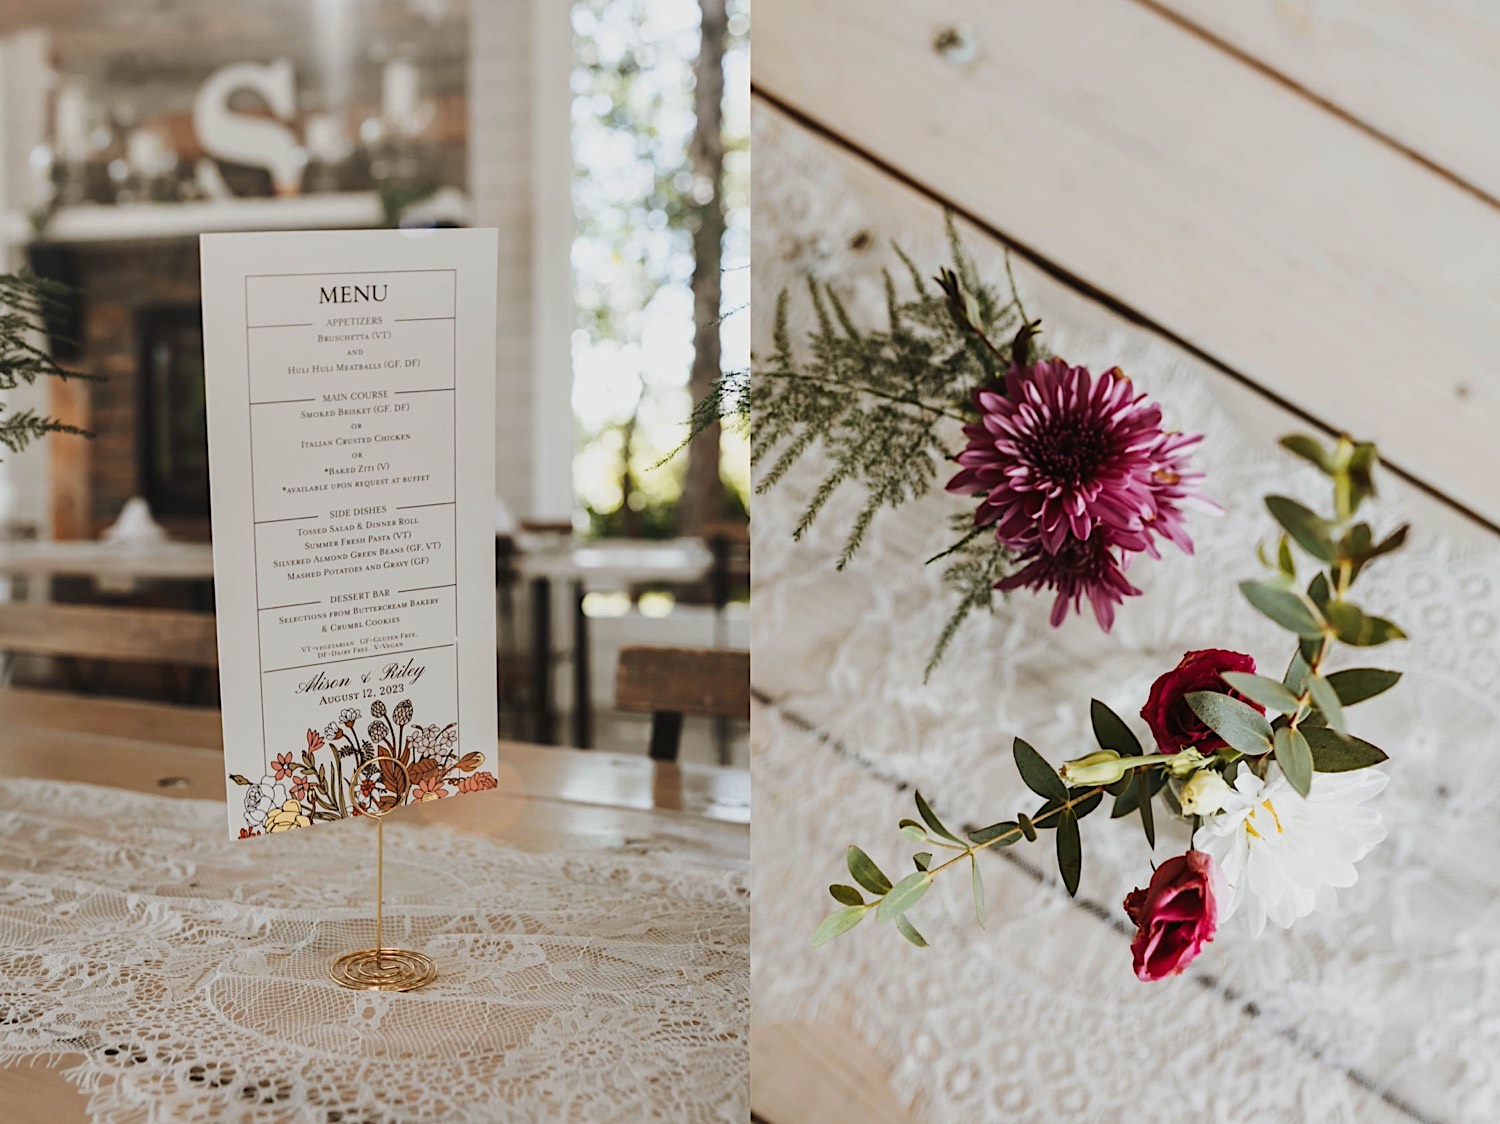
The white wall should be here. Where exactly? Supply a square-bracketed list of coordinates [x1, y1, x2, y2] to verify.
[468, 0, 575, 524]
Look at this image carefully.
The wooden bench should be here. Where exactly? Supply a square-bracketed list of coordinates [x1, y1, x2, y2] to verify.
[0, 602, 221, 750]
[614, 645, 750, 761]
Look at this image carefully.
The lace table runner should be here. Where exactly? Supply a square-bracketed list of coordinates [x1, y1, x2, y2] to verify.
[752, 110, 1500, 1124]
[0, 779, 749, 1123]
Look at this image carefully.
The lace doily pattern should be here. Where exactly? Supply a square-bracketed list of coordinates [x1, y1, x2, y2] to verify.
[751, 108, 1500, 1123]
[0, 779, 749, 1123]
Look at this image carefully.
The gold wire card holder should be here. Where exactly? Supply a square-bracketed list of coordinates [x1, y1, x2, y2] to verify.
[329, 756, 438, 992]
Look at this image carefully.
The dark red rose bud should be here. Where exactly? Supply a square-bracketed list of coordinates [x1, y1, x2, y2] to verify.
[1141, 648, 1264, 754]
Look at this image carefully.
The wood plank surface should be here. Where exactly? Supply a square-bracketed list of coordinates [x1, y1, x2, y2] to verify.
[753, 1022, 919, 1124]
[0, 602, 218, 665]
[0, 721, 750, 825]
[1150, 0, 1500, 202]
[615, 645, 752, 719]
[753, 0, 1500, 528]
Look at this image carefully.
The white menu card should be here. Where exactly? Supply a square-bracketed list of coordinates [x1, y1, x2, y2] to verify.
[202, 228, 499, 840]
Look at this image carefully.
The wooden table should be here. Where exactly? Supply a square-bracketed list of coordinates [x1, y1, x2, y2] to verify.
[0, 720, 748, 1124]
[513, 538, 715, 747]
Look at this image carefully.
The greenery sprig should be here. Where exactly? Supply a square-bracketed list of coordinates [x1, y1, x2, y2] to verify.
[0, 272, 91, 457]
[815, 432, 1407, 949]
[713, 216, 1044, 673]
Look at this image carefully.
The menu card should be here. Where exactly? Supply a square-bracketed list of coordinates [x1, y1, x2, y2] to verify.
[201, 229, 499, 839]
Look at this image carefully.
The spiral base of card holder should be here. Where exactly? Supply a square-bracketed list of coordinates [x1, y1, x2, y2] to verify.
[328, 756, 439, 992]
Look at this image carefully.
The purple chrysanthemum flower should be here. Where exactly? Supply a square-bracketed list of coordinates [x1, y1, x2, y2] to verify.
[947, 358, 1214, 629]
[997, 534, 1142, 631]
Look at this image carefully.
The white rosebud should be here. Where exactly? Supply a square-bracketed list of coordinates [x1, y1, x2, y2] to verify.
[1179, 770, 1234, 816]
[1058, 750, 1127, 787]
[1165, 748, 1207, 778]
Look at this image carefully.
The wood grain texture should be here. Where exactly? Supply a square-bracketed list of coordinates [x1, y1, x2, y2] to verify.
[1150, 0, 1500, 203]
[754, 0, 1500, 527]
[0, 686, 222, 748]
[753, 1022, 920, 1124]
[0, 705, 751, 824]
[0, 602, 218, 666]
[615, 645, 751, 720]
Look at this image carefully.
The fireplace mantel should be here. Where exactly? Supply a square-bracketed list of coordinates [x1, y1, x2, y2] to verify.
[8, 187, 470, 247]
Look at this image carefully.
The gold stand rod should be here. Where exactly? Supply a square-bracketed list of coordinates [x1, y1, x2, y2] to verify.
[329, 755, 437, 992]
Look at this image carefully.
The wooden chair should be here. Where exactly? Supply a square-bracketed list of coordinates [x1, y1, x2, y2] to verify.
[614, 645, 750, 762]
[0, 602, 221, 748]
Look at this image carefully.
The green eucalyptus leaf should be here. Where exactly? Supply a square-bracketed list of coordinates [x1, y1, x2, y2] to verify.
[1298, 635, 1323, 668]
[1031, 798, 1066, 829]
[1346, 442, 1379, 511]
[1306, 571, 1332, 610]
[899, 825, 927, 843]
[1186, 691, 1274, 756]
[895, 914, 929, 948]
[1280, 434, 1332, 473]
[1274, 726, 1314, 798]
[1325, 668, 1401, 706]
[1090, 698, 1142, 757]
[1018, 813, 1038, 842]
[915, 789, 962, 843]
[1220, 671, 1300, 713]
[1306, 673, 1345, 733]
[1072, 791, 1104, 820]
[1283, 650, 1311, 696]
[1304, 727, 1389, 772]
[969, 820, 1020, 845]
[970, 855, 985, 927]
[1324, 602, 1407, 647]
[812, 905, 869, 948]
[829, 884, 864, 907]
[1056, 812, 1082, 897]
[913, 852, 932, 871]
[1276, 535, 1296, 578]
[1110, 773, 1142, 818]
[847, 845, 892, 896]
[1013, 738, 1068, 802]
[1240, 581, 1325, 638]
[1343, 522, 1373, 563]
[1266, 496, 1336, 562]
[1138, 771, 1157, 849]
[876, 871, 933, 922]
[1369, 524, 1408, 559]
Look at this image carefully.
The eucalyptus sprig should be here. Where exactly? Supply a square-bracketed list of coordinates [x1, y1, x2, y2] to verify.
[815, 432, 1408, 950]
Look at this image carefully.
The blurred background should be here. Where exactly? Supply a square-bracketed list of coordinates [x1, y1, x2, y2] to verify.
[0, 0, 748, 765]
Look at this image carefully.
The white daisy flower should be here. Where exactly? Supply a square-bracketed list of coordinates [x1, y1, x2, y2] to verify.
[1192, 763, 1387, 938]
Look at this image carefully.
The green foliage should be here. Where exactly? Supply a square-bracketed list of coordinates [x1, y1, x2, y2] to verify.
[0, 272, 90, 458]
[683, 215, 1030, 672]
[814, 430, 1412, 952]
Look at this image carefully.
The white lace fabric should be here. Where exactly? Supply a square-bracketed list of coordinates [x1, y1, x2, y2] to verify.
[0, 779, 749, 1123]
[751, 111, 1500, 1124]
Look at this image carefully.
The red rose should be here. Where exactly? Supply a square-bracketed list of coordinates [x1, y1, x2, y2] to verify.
[1141, 648, 1263, 754]
[1124, 851, 1218, 981]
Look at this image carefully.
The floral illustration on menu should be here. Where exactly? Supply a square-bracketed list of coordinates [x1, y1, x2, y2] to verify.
[230, 698, 495, 837]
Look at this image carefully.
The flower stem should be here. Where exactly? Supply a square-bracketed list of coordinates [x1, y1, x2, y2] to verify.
[926, 786, 1105, 877]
